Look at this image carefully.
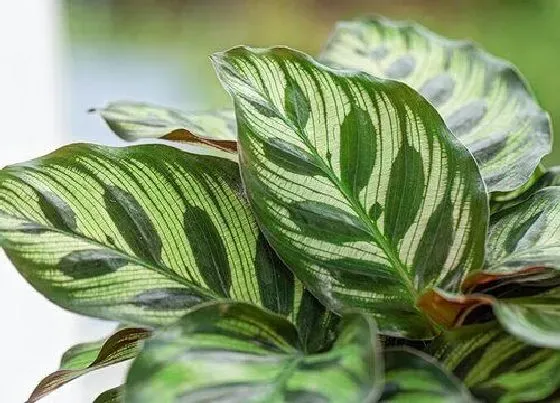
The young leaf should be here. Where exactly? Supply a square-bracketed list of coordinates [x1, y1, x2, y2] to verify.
[93, 101, 237, 157]
[213, 46, 488, 338]
[381, 348, 475, 402]
[434, 322, 560, 402]
[319, 16, 552, 192]
[124, 301, 382, 403]
[27, 327, 149, 403]
[0, 144, 330, 335]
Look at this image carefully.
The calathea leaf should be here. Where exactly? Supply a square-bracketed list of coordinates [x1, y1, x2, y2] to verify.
[27, 327, 149, 403]
[381, 348, 475, 402]
[94, 387, 122, 403]
[474, 187, 560, 282]
[124, 301, 382, 403]
[493, 287, 560, 349]
[433, 322, 560, 402]
[319, 16, 552, 193]
[491, 165, 560, 213]
[0, 144, 333, 339]
[212, 46, 488, 338]
[93, 101, 237, 158]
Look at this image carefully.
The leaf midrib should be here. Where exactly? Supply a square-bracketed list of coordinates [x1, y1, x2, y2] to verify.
[0, 210, 220, 300]
[242, 92, 418, 301]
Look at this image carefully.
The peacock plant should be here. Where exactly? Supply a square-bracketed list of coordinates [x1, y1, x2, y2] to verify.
[2, 15, 559, 403]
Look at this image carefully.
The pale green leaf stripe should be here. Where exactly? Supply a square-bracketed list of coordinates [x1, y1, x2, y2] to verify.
[319, 16, 552, 192]
[434, 322, 560, 402]
[491, 165, 560, 213]
[380, 348, 475, 402]
[485, 187, 560, 278]
[94, 101, 237, 159]
[494, 287, 560, 349]
[0, 144, 331, 336]
[213, 46, 488, 338]
[27, 327, 149, 403]
[94, 387, 122, 403]
[124, 301, 382, 403]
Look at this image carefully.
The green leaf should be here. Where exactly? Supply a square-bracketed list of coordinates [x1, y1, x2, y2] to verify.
[94, 387, 122, 403]
[94, 101, 237, 158]
[484, 187, 560, 279]
[28, 327, 149, 403]
[319, 16, 552, 193]
[0, 144, 333, 338]
[434, 322, 560, 402]
[491, 165, 560, 213]
[493, 287, 560, 349]
[381, 348, 475, 402]
[124, 301, 382, 403]
[212, 46, 488, 338]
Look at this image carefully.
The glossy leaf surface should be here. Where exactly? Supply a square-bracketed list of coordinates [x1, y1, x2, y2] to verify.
[125, 301, 382, 403]
[213, 46, 488, 338]
[381, 348, 475, 402]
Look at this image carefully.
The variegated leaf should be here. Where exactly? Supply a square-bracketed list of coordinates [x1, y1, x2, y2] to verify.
[0, 144, 334, 342]
[124, 301, 382, 403]
[213, 46, 488, 338]
[493, 287, 560, 349]
[28, 327, 149, 403]
[491, 166, 560, 213]
[94, 101, 237, 159]
[381, 348, 475, 402]
[319, 16, 552, 192]
[484, 187, 560, 280]
[434, 322, 560, 402]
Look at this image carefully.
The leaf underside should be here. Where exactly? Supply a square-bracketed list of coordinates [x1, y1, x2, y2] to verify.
[213, 46, 488, 338]
[27, 327, 149, 403]
[319, 16, 552, 192]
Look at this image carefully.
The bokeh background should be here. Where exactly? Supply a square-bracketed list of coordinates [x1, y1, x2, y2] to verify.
[1, 1, 559, 401]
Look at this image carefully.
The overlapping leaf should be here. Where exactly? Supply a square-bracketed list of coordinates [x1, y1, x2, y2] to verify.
[125, 301, 382, 403]
[0, 144, 333, 338]
[491, 166, 560, 213]
[483, 187, 560, 279]
[434, 322, 560, 402]
[213, 46, 488, 338]
[319, 16, 552, 192]
[27, 327, 149, 402]
[381, 348, 475, 402]
[94, 101, 237, 159]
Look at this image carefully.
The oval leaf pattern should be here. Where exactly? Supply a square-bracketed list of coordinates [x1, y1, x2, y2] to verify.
[213, 46, 488, 338]
[0, 144, 331, 335]
[125, 301, 382, 403]
[94, 101, 237, 158]
[434, 322, 560, 402]
[319, 16, 552, 192]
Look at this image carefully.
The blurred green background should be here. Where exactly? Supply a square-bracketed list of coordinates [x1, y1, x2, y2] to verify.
[63, 0, 560, 164]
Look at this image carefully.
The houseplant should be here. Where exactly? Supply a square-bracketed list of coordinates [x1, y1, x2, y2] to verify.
[1, 15, 559, 402]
